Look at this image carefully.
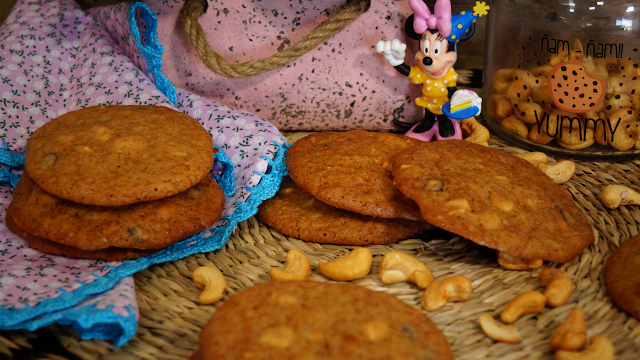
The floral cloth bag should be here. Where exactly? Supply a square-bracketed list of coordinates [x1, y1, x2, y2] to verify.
[0, 0, 287, 346]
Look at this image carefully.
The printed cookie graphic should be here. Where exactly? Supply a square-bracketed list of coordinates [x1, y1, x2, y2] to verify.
[548, 60, 606, 113]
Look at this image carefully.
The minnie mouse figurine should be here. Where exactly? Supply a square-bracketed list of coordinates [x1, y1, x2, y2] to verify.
[376, 0, 489, 141]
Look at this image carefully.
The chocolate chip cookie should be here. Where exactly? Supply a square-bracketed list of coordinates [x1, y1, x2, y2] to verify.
[5, 206, 154, 261]
[257, 177, 431, 245]
[392, 140, 594, 263]
[191, 281, 453, 360]
[285, 130, 423, 220]
[605, 234, 640, 320]
[25, 105, 214, 206]
[9, 172, 225, 251]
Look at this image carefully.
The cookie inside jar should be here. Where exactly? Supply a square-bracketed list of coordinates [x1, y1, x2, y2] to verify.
[482, 0, 640, 160]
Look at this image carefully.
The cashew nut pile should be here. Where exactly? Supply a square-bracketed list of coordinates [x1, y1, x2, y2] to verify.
[480, 267, 576, 344]
[602, 184, 640, 209]
[192, 265, 227, 304]
[488, 38, 640, 152]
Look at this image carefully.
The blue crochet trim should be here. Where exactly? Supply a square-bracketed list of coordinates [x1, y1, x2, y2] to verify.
[0, 141, 24, 188]
[212, 145, 236, 199]
[0, 141, 24, 167]
[8, 304, 137, 348]
[128, 2, 177, 105]
[0, 141, 289, 346]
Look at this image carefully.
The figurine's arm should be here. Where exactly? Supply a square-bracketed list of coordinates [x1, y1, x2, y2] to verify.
[376, 39, 407, 73]
[447, 86, 458, 99]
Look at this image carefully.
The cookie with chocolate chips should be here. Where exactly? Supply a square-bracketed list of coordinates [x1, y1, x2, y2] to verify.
[25, 105, 214, 206]
[5, 206, 154, 261]
[392, 140, 594, 263]
[285, 130, 423, 220]
[257, 177, 431, 245]
[605, 234, 640, 320]
[9, 172, 225, 251]
[191, 281, 453, 360]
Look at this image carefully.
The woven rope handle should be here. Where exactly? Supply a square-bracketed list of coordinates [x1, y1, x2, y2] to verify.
[180, 0, 371, 78]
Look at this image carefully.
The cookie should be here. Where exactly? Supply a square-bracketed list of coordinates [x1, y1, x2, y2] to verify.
[392, 140, 594, 263]
[548, 60, 606, 113]
[192, 281, 453, 360]
[9, 172, 225, 251]
[257, 177, 431, 245]
[5, 207, 153, 261]
[25, 105, 214, 206]
[285, 130, 423, 220]
[605, 234, 640, 320]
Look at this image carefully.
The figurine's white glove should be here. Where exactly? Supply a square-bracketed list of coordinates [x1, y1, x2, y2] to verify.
[376, 39, 406, 67]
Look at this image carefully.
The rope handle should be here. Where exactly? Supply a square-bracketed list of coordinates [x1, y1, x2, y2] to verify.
[180, 0, 371, 78]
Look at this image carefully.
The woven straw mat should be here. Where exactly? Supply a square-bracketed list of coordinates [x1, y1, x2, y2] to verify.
[1, 132, 640, 360]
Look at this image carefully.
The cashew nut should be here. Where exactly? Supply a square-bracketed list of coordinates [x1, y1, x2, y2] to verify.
[538, 161, 575, 184]
[500, 290, 547, 324]
[602, 184, 640, 209]
[192, 265, 227, 304]
[269, 249, 311, 282]
[497, 251, 543, 271]
[492, 69, 514, 94]
[487, 93, 513, 120]
[608, 109, 636, 151]
[550, 308, 587, 351]
[318, 247, 372, 281]
[558, 128, 596, 150]
[478, 313, 522, 343]
[514, 151, 549, 167]
[421, 275, 472, 311]
[501, 115, 530, 138]
[461, 117, 490, 147]
[379, 251, 433, 289]
[540, 268, 573, 307]
[555, 335, 615, 360]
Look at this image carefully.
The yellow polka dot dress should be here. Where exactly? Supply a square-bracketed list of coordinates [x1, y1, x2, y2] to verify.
[408, 66, 458, 115]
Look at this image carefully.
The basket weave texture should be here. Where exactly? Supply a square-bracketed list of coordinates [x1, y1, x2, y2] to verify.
[1, 134, 640, 360]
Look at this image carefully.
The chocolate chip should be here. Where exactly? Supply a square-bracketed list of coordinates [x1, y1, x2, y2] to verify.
[127, 227, 144, 243]
[401, 326, 416, 340]
[423, 178, 444, 192]
[41, 153, 57, 167]
[557, 206, 575, 225]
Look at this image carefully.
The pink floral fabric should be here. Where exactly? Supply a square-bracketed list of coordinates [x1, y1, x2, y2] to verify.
[0, 0, 287, 346]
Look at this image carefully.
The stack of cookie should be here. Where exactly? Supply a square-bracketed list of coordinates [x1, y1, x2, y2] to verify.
[259, 130, 594, 267]
[6, 105, 226, 261]
[258, 130, 431, 246]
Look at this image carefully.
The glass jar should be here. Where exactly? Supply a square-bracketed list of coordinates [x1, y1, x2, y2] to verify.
[482, 0, 640, 159]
